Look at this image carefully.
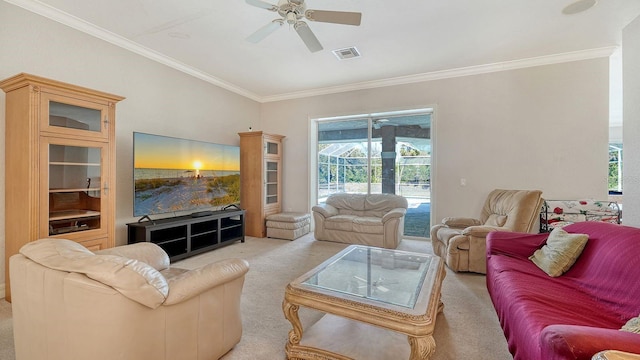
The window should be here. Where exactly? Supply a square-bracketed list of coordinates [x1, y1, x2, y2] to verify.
[609, 143, 622, 193]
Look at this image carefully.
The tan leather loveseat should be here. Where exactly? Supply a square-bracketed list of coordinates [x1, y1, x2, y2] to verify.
[312, 193, 408, 249]
[10, 238, 249, 360]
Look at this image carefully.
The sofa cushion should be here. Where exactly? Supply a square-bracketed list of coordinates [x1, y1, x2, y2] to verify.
[352, 216, 383, 234]
[326, 193, 366, 213]
[95, 242, 170, 271]
[529, 227, 588, 277]
[20, 238, 169, 308]
[325, 215, 357, 231]
[326, 193, 408, 217]
[364, 194, 408, 217]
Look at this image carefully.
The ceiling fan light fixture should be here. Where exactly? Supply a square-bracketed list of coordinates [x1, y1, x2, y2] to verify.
[286, 11, 298, 24]
[562, 0, 598, 15]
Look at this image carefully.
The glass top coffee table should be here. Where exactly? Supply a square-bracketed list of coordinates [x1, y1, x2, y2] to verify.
[283, 245, 446, 360]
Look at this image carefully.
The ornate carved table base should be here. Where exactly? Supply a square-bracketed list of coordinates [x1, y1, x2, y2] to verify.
[281, 246, 446, 360]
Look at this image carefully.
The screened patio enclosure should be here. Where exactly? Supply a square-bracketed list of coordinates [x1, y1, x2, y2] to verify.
[316, 112, 431, 238]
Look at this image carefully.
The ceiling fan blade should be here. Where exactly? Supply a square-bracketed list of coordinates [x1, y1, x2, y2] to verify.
[294, 22, 323, 52]
[245, 0, 277, 11]
[305, 10, 362, 26]
[246, 20, 283, 43]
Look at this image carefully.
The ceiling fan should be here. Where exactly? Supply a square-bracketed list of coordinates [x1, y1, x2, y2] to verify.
[245, 0, 362, 53]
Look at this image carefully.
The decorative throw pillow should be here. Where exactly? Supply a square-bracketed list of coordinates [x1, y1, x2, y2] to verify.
[621, 315, 640, 334]
[529, 227, 588, 277]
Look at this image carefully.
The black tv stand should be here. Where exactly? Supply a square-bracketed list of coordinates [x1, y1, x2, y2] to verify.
[191, 210, 214, 218]
[126, 209, 245, 262]
[137, 215, 156, 224]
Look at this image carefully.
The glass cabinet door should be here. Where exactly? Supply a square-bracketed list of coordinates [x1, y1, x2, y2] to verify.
[41, 138, 109, 238]
[265, 160, 279, 205]
[40, 92, 110, 139]
[265, 140, 280, 156]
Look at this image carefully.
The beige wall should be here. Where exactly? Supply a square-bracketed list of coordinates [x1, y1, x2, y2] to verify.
[261, 58, 610, 225]
[0, 2, 260, 295]
[623, 16, 640, 226]
[0, 1, 616, 296]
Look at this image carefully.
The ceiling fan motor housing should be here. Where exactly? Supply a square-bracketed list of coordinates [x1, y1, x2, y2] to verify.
[278, 0, 305, 23]
[246, 0, 362, 53]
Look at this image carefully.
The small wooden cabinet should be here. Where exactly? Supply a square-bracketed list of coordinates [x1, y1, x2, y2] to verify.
[1, 73, 124, 300]
[126, 209, 245, 262]
[239, 131, 285, 237]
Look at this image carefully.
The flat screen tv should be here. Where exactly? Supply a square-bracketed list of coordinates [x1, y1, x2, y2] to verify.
[133, 132, 240, 217]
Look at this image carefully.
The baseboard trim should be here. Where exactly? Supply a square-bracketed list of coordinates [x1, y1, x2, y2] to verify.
[0, 283, 5, 300]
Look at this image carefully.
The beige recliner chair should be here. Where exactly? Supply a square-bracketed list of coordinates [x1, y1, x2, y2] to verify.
[430, 189, 543, 274]
[9, 238, 250, 360]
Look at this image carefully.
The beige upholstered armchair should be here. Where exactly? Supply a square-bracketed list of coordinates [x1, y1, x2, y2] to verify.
[430, 189, 543, 274]
[10, 238, 250, 360]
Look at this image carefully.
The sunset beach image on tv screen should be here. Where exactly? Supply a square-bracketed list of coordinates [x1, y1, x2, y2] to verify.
[133, 132, 240, 216]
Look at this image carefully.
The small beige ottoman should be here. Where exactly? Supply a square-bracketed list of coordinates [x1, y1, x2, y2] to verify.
[266, 212, 311, 240]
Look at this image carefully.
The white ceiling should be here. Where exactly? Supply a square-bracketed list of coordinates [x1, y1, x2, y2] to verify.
[7, 0, 640, 102]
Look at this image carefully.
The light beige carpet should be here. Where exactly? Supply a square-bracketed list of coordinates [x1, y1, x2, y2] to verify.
[0, 234, 513, 360]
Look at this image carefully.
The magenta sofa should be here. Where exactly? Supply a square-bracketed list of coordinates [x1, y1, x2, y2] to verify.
[486, 222, 640, 360]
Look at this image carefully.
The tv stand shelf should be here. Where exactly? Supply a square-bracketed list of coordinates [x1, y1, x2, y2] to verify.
[126, 209, 245, 262]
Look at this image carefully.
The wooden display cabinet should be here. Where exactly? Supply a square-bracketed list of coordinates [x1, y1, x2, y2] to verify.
[239, 131, 284, 237]
[1, 73, 124, 301]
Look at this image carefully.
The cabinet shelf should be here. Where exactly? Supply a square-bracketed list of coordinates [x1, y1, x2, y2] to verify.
[193, 229, 218, 237]
[50, 188, 101, 193]
[221, 225, 241, 231]
[49, 209, 100, 221]
[155, 237, 188, 246]
[50, 162, 101, 166]
[127, 209, 245, 262]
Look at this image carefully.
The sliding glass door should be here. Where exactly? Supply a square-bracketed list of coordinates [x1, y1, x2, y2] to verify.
[314, 109, 432, 238]
[318, 119, 370, 197]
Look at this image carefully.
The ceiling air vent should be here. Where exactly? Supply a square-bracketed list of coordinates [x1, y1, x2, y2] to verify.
[332, 47, 361, 60]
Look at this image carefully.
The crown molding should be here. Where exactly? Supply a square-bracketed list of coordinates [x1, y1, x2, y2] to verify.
[260, 46, 618, 102]
[6, 0, 617, 104]
[4, 0, 263, 102]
